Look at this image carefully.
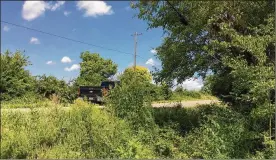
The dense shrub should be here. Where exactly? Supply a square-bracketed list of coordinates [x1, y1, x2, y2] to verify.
[153, 107, 201, 135]
[153, 104, 275, 159]
[120, 66, 152, 85]
[106, 79, 154, 130]
[35, 75, 78, 103]
[0, 50, 34, 101]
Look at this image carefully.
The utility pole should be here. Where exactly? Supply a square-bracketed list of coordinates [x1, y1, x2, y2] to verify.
[131, 32, 142, 70]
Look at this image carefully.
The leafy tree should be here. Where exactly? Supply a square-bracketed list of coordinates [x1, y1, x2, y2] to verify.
[0, 50, 34, 100]
[132, 1, 275, 107]
[35, 75, 77, 103]
[76, 51, 118, 86]
[120, 66, 152, 85]
[133, 1, 275, 157]
[35, 75, 62, 98]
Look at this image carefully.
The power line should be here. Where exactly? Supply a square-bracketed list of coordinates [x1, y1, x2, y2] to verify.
[1, 20, 137, 57]
[0, 20, 221, 65]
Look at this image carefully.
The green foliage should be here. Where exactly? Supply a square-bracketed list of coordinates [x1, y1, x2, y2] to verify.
[201, 76, 213, 94]
[1, 100, 152, 159]
[160, 82, 173, 100]
[0, 50, 34, 100]
[120, 66, 152, 85]
[106, 76, 154, 129]
[2, 101, 275, 159]
[171, 88, 201, 100]
[132, 3, 275, 158]
[149, 82, 173, 101]
[106, 66, 155, 129]
[2, 93, 53, 109]
[76, 51, 118, 86]
[0, 50, 77, 103]
[153, 104, 275, 159]
[153, 107, 201, 135]
[2, 1, 275, 159]
[35, 75, 77, 103]
[133, 1, 275, 110]
[205, 14, 275, 110]
[151, 85, 215, 102]
[180, 105, 246, 159]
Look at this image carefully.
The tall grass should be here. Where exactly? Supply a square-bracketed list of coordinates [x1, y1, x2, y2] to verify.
[1, 99, 274, 159]
[1, 93, 61, 109]
[154, 89, 217, 103]
[1, 99, 156, 159]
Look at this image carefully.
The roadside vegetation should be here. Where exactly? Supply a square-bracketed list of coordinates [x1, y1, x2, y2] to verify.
[153, 87, 217, 103]
[1, 51, 212, 109]
[1, 1, 275, 159]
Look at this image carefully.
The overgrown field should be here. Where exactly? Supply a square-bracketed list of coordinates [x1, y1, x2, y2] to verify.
[1, 99, 274, 159]
[1, 1, 275, 158]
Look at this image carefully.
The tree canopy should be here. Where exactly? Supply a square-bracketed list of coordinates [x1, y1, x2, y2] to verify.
[133, 1, 275, 109]
[76, 51, 118, 86]
[120, 66, 152, 85]
[0, 50, 34, 100]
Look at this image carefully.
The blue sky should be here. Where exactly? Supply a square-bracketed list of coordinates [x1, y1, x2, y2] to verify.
[1, 1, 163, 82]
[1, 1, 203, 90]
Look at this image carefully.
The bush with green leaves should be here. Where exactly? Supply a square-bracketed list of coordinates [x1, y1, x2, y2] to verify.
[152, 104, 276, 159]
[119, 66, 152, 85]
[106, 66, 155, 129]
[153, 107, 201, 135]
[106, 81, 154, 130]
[0, 50, 78, 104]
[0, 50, 35, 100]
[34, 75, 78, 103]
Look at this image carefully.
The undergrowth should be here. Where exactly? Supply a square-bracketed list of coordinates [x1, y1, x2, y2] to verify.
[2, 99, 274, 159]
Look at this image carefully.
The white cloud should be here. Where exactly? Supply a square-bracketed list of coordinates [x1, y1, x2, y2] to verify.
[146, 58, 155, 66]
[61, 56, 72, 63]
[30, 37, 40, 44]
[46, 61, 56, 65]
[150, 49, 157, 54]
[64, 64, 80, 72]
[76, 1, 114, 17]
[22, 1, 65, 21]
[173, 78, 204, 91]
[50, 1, 65, 11]
[64, 11, 71, 16]
[3, 25, 10, 32]
[22, 1, 49, 21]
